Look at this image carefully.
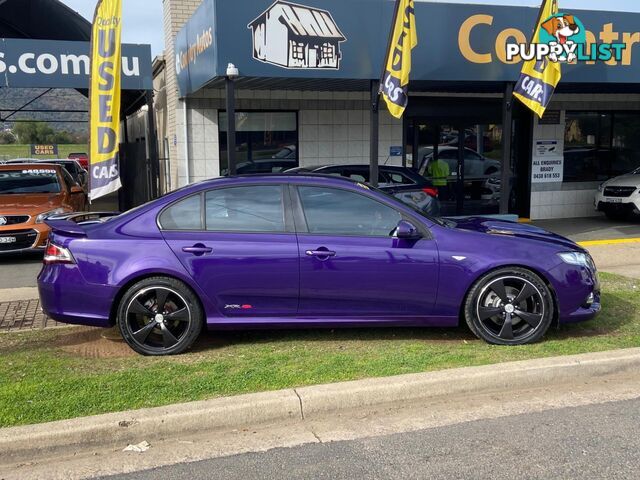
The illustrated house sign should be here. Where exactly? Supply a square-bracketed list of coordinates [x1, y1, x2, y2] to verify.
[248, 1, 346, 70]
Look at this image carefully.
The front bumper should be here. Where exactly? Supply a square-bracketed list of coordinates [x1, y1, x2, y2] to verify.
[550, 259, 601, 325]
[595, 190, 640, 214]
[0, 223, 49, 254]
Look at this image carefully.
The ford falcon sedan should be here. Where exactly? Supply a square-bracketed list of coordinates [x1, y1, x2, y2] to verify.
[38, 174, 600, 355]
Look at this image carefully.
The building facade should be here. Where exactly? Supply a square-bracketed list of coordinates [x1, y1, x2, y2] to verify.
[160, 0, 640, 220]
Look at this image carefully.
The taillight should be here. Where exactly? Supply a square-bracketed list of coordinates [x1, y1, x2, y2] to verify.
[43, 242, 75, 265]
[423, 187, 439, 198]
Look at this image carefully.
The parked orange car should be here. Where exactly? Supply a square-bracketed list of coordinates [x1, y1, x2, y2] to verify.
[0, 164, 87, 253]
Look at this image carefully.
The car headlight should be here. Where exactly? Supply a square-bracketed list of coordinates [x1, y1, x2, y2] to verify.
[36, 208, 67, 224]
[558, 252, 596, 270]
[597, 183, 605, 192]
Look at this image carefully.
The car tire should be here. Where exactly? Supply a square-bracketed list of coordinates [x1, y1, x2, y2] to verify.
[117, 276, 203, 356]
[464, 267, 554, 346]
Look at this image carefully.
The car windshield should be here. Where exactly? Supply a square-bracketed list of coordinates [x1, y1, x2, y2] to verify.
[0, 169, 61, 194]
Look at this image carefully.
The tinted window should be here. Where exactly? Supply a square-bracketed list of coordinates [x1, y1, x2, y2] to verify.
[159, 194, 202, 230]
[299, 186, 402, 237]
[205, 186, 285, 232]
[60, 168, 77, 190]
[382, 171, 416, 185]
[0, 169, 61, 193]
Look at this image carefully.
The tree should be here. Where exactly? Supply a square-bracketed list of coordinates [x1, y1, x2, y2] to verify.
[0, 131, 16, 144]
[13, 121, 56, 144]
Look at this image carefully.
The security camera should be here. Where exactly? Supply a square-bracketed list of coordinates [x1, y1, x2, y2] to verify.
[226, 63, 239, 79]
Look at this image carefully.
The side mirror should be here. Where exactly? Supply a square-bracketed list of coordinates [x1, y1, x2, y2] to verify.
[395, 220, 422, 240]
[71, 185, 84, 194]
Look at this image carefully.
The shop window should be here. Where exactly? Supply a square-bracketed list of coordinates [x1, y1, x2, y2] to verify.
[291, 41, 304, 60]
[219, 111, 298, 175]
[564, 112, 640, 182]
[321, 43, 334, 60]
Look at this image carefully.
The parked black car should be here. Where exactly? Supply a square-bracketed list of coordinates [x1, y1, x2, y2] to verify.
[221, 158, 298, 176]
[285, 164, 441, 216]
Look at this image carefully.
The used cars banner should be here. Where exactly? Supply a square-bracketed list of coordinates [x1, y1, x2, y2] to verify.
[89, 0, 123, 200]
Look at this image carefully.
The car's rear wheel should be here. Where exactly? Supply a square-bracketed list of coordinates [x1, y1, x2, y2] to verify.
[117, 277, 203, 355]
[464, 268, 554, 346]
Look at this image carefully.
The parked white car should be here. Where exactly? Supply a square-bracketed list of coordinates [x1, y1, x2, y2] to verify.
[595, 168, 640, 219]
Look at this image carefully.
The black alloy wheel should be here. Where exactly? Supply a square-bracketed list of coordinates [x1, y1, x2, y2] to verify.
[117, 277, 203, 355]
[464, 268, 554, 345]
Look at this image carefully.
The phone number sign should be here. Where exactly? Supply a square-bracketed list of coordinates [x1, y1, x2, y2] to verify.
[532, 158, 564, 183]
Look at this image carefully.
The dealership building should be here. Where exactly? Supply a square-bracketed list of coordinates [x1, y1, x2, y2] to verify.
[158, 0, 640, 219]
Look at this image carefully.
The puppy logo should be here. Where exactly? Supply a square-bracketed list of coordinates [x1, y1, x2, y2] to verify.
[539, 13, 586, 63]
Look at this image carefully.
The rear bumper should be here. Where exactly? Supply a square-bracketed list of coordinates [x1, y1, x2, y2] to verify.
[38, 264, 117, 328]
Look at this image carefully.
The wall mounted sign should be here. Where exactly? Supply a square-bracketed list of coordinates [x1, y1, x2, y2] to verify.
[0, 38, 152, 90]
[175, 1, 640, 96]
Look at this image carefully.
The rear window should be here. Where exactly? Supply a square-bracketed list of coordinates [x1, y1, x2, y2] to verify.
[0, 169, 61, 194]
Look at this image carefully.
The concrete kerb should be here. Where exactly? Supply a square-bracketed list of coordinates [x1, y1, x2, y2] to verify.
[2, 347, 640, 465]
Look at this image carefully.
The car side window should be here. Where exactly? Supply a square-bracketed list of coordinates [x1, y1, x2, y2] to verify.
[383, 171, 415, 185]
[60, 169, 76, 190]
[159, 194, 203, 230]
[298, 186, 402, 237]
[205, 185, 285, 233]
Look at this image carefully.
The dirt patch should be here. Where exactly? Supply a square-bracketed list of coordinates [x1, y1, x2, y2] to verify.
[57, 327, 135, 359]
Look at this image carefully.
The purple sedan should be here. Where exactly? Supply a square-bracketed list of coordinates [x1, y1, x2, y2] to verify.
[38, 175, 600, 355]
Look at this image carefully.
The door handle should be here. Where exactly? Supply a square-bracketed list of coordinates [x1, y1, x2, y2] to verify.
[306, 249, 336, 259]
[182, 244, 213, 255]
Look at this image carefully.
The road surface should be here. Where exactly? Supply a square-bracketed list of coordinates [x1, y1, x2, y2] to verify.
[101, 397, 640, 480]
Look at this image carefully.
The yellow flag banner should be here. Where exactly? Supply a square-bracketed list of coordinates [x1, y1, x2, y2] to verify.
[513, 0, 562, 118]
[380, 0, 417, 119]
[89, 0, 122, 200]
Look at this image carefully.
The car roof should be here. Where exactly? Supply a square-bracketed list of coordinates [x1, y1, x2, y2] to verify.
[297, 164, 416, 172]
[0, 163, 62, 171]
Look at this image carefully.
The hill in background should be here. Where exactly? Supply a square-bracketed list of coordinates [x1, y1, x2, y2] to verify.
[0, 88, 88, 134]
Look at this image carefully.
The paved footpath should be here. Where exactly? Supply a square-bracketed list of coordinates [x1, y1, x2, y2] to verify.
[0, 297, 67, 332]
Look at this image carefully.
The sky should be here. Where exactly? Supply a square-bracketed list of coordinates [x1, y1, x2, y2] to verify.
[59, 0, 640, 59]
[59, 0, 164, 56]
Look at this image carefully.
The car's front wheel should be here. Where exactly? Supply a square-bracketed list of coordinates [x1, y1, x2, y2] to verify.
[464, 268, 554, 345]
[117, 277, 203, 355]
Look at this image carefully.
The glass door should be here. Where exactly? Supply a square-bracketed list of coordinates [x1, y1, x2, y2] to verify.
[408, 121, 509, 217]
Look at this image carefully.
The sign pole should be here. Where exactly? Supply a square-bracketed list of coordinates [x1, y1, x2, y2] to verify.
[225, 77, 237, 176]
[371, 0, 402, 187]
[500, 82, 515, 214]
[369, 79, 380, 188]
